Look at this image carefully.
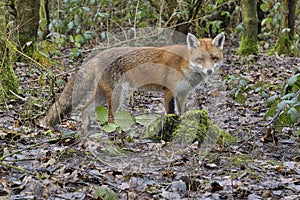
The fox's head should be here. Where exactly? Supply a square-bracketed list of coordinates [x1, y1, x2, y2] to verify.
[187, 32, 225, 76]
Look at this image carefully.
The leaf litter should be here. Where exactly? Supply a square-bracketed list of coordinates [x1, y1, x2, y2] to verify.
[0, 39, 300, 199]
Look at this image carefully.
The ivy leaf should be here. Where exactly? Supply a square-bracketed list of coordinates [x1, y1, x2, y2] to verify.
[82, 6, 91, 12]
[95, 186, 117, 200]
[278, 113, 290, 126]
[114, 111, 135, 131]
[281, 93, 295, 100]
[267, 94, 279, 105]
[287, 107, 299, 123]
[277, 100, 294, 110]
[75, 34, 84, 44]
[69, 35, 74, 42]
[235, 90, 246, 104]
[67, 21, 74, 31]
[287, 74, 300, 86]
[260, 3, 269, 12]
[135, 114, 158, 126]
[102, 123, 118, 133]
[95, 106, 108, 125]
[264, 103, 277, 119]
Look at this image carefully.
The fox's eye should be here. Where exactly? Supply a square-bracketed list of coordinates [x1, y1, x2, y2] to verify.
[211, 56, 219, 62]
[196, 57, 205, 63]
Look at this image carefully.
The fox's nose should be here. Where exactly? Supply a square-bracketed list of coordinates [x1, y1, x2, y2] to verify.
[207, 69, 213, 75]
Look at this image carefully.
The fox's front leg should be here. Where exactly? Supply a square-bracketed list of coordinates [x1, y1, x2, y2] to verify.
[174, 81, 192, 115]
[163, 89, 176, 114]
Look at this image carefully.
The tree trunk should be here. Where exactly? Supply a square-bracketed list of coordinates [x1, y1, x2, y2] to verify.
[40, 0, 50, 39]
[288, 0, 296, 39]
[237, 0, 259, 56]
[0, 1, 5, 46]
[16, 0, 40, 54]
[0, 0, 19, 103]
[272, 0, 298, 56]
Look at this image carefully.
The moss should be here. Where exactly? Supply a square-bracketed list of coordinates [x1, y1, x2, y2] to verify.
[143, 110, 236, 147]
[217, 129, 238, 146]
[173, 110, 210, 144]
[143, 114, 179, 142]
[269, 34, 299, 56]
[0, 51, 19, 103]
[237, 34, 259, 56]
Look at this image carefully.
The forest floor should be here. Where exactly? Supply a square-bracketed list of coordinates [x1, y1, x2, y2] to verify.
[1, 36, 300, 200]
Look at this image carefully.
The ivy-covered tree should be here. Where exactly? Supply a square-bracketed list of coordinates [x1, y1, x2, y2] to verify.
[237, 0, 259, 56]
[0, 0, 19, 102]
[272, 0, 298, 56]
[16, 0, 40, 54]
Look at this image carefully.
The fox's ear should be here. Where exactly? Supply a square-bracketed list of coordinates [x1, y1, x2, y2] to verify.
[212, 32, 225, 50]
[187, 33, 200, 50]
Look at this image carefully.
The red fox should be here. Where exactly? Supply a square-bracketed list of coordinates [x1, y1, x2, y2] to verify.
[41, 32, 225, 130]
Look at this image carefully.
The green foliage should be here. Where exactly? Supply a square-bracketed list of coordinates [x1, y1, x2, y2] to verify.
[271, 32, 299, 56]
[94, 106, 231, 146]
[95, 106, 108, 124]
[259, 0, 299, 55]
[95, 186, 117, 200]
[38, 0, 234, 60]
[260, 1, 281, 37]
[191, 1, 231, 35]
[225, 74, 249, 104]
[135, 114, 158, 126]
[114, 111, 136, 131]
[265, 72, 300, 129]
[297, 129, 300, 137]
[95, 106, 156, 134]
[39, 0, 159, 59]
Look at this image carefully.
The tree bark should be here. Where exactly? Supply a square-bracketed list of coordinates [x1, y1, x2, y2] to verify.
[272, 0, 298, 56]
[0, 0, 19, 103]
[16, 0, 40, 53]
[288, 0, 296, 39]
[237, 0, 259, 56]
[0, 1, 5, 47]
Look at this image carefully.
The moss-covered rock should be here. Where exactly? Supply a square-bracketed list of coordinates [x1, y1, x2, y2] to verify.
[142, 110, 234, 147]
[143, 114, 179, 142]
[173, 110, 210, 144]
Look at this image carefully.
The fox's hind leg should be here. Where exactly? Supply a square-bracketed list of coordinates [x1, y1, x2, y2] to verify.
[81, 85, 106, 133]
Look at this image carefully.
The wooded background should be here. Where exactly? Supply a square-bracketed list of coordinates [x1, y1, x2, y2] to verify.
[1, 1, 300, 198]
[0, 0, 299, 126]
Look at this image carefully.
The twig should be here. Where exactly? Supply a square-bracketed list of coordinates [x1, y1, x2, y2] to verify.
[0, 135, 74, 172]
[236, 89, 300, 150]
[9, 90, 42, 108]
[235, 110, 282, 150]
[6, 39, 47, 71]
[86, 141, 116, 168]
[0, 135, 73, 161]
[21, 67, 79, 84]
[0, 162, 27, 173]
[133, 0, 140, 39]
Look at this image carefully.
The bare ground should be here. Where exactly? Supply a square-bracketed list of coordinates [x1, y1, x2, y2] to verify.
[1, 38, 300, 200]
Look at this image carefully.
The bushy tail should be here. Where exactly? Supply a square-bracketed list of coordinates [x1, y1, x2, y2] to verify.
[41, 77, 76, 127]
[41, 54, 104, 128]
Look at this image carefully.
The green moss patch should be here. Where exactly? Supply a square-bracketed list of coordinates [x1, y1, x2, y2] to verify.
[143, 110, 236, 147]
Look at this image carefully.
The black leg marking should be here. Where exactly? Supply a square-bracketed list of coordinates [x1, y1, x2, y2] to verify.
[168, 97, 175, 114]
